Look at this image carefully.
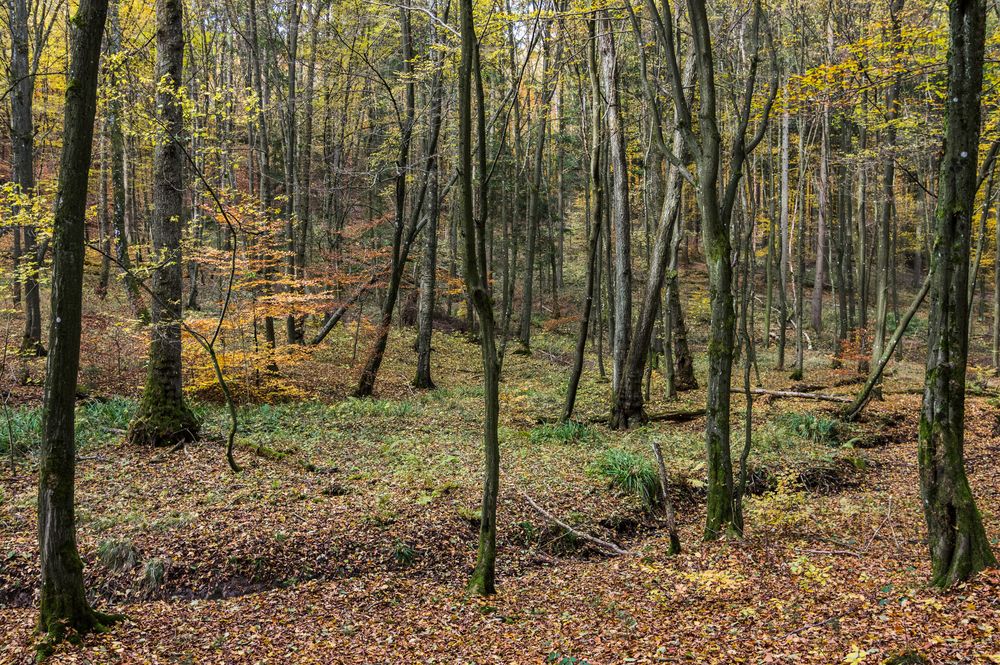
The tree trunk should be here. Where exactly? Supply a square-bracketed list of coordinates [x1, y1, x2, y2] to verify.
[460, 0, 501, 595]
[563, 18, 603, 422]
[37, 0, 120, 647]
[811, 108, 829, 334]
[413, 0, 447, 390]
[8, 0, 45, 356]
[598, 11, 632, 394]
[519, 24, 555, 349]
[354, 7, 423, 398]
[107, 0, 147, 322]
[792, 111, 807, 380]
[283, 0, 302, 344]
[611, 48, 694, 429]
[127, 0, 200, 447]
[871, 0, 904, 373]
[918, 0, 997, 588]
[777, 100, 790, 369]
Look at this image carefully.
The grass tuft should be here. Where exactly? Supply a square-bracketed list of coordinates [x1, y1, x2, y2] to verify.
[97, 538, 141, 572]
[591, 448, 661, 511]
[529, 420, 599, 445]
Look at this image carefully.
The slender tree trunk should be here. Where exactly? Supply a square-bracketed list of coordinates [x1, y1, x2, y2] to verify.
[519, 23, 555, 348]
[598, 12, 631, 393]
[107, 0, 147, 322]
[835, 121, 851, 351]
[283, 0, 302, 344]
[460, 0, 501, 595]
[777, 101, 790, 369]
[354, 7, 419, 397]
[414, 0, 448, 389]
[611, 48, 694, 429]
[918, 0, 997, 588]
[811, 108, 829, 334]
[248, 0, 277, 357]
[872, 0, 904, 373]
[7, 0, 45, 356]
[792, 112, 807, 380]
[37, 0, 120, 647]
[563, 19, 602, 422]
[127, 0, 200, 446]
[97, 132, 111, 298]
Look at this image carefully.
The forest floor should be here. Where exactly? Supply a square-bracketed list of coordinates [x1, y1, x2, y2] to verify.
[2, 297, 1000, 663]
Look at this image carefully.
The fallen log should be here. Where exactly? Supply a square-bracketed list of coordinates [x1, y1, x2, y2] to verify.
[519, 490, 629, 556]
[737, 388, 852, 404]
[843, 274, 932, 420]
[309, 274, 379, 345]
[588, 408, 705, 425]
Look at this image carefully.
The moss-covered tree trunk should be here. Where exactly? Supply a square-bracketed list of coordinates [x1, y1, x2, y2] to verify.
[37, 0, 119, 648]
[128, 0, 199, 447]
[919, 0, 997, 588]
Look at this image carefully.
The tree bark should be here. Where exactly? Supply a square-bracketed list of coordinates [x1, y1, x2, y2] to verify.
[127, 0, 200, 447]
[7, 0, 45, 356]
[414, 0, 448, 390]
[598, 11, 632, 394]
[37, 0, 120, 647]
[918, 0, 997, 588]
[460, 0, 501, 596]
[563, 18, 603, 422]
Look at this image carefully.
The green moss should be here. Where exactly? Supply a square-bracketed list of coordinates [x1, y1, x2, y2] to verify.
[127, 385, 199, 447]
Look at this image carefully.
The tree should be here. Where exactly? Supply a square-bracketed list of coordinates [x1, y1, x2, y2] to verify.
[917, 0, 997, 588]
[127, 0, 200, 446]
[459, 0, 501, 595]
[5, 0, 59, 356]
[106, 0, 147, 322]
[36, 0, 120, 648]
[598, 10, 632, 393]
[414, 0, 449, 390]
[353, 7, 434, 398]
[563, 14, 603, 422]
[870, 0, 904, 379]
[518, 9, 556, 350]
[644, 0, 776, 538]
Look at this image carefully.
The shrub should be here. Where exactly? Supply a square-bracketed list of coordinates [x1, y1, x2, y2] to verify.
[747, 472, 812, 535]
[591, 448, 661, 511]
[392, 540, 416, 567]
